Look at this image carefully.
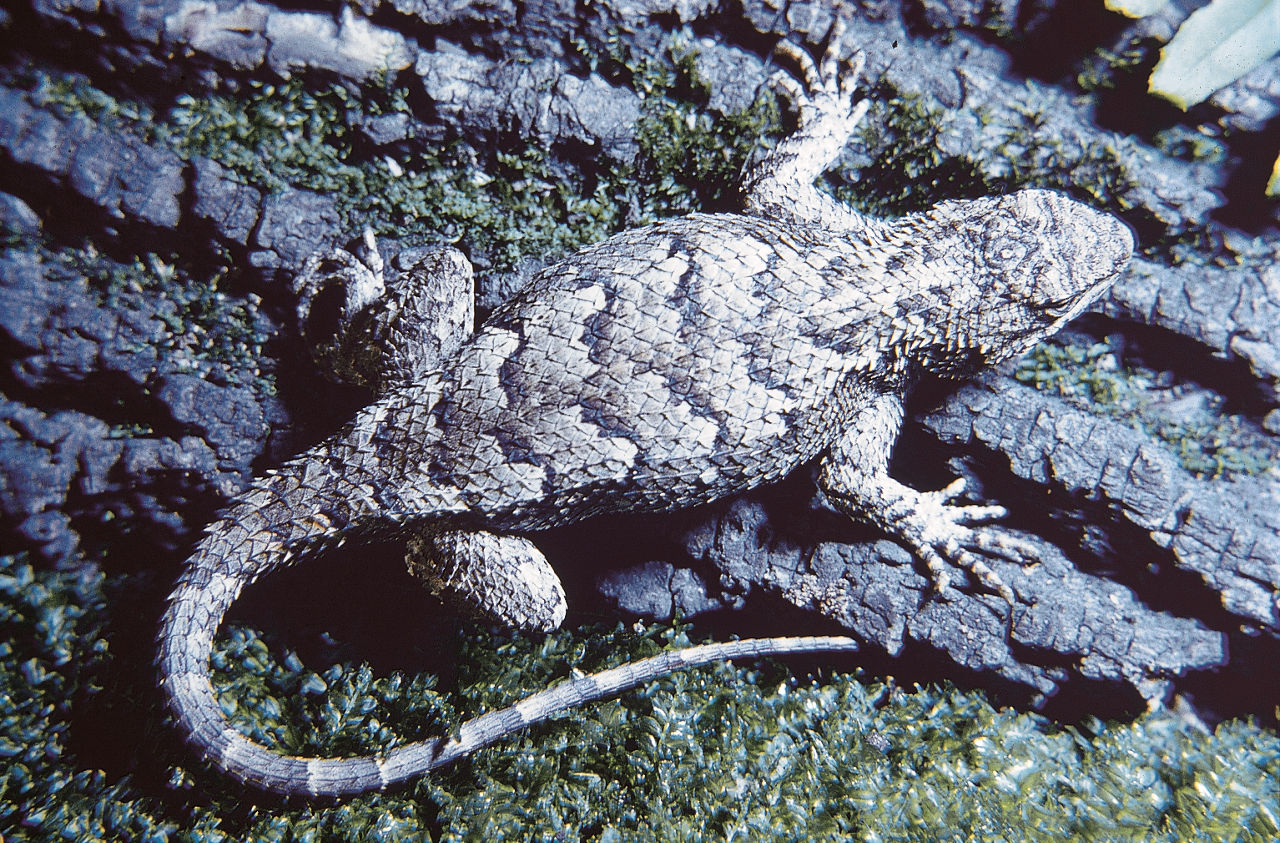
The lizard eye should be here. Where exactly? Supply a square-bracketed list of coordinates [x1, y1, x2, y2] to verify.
[982, 229, 1032, 274]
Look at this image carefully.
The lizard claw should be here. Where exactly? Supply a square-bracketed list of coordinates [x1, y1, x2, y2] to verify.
[921, 477, 1007, 524]
[294, 229, 387, 370]
[292, 232, 392, 390]
[892, 477, 1042, 605]
[740, 17, 872, 225]
[771, 19, 869, 136]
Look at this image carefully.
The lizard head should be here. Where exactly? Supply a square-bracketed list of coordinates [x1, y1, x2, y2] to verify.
[902, 188, 1133, 375]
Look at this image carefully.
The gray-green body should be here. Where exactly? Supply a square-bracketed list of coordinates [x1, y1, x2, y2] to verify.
[158, 29, 1134, 796]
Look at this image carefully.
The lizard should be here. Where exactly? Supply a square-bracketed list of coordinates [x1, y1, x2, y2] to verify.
[157, 21, 1135, 797]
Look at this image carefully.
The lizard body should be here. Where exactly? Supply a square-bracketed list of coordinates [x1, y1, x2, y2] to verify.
[158, 26, 1134, 796]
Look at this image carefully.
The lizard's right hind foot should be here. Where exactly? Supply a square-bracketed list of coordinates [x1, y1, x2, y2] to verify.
[294, 231, 475, 394]
[407, 529, 568, 633]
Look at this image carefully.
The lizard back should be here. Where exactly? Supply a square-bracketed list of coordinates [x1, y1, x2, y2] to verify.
[377, 212, 904, 530]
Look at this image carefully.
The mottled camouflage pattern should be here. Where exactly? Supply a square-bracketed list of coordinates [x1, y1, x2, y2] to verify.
[158, 23, 1134, 796]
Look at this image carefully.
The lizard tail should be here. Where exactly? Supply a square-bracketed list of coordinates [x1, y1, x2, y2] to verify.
[156, 460, 390, 795]
[158, 471, 859, 795]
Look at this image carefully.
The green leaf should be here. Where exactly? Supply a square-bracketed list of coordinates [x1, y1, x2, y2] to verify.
[1268, 152, 1280, 196]
[1148, 0, 1280, 109]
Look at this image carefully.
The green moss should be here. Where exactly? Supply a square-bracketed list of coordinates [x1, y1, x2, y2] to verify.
[166, 78, 354, 193]
[830, 78, 1140, 225]
[3, 551, 1278, 841]
[988, 100, 1139, 211]
[1015, 337, 1278, 479]
[164, 75, 624, 287]
[1152, 416, 1278, 478]
[626, 38, 785, 219]
[1153, 125, 1230, 166]
[26, 69, 159, 136]
[1076, 40, 1153, 93]
[0, 556, 176, 842]
[50, 244, 276, 393]
[835, 92, 997, 217]
[157, 32, 784, 290]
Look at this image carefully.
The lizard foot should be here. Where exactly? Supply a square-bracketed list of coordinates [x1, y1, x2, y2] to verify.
[407, 529, 568, 633]
[771, 16, 869, 146]
[295, 233, 475, 392]
[887, 478, 1043, 604]
[293, 229, 387, 388]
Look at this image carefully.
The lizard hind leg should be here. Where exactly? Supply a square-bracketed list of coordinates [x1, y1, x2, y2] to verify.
[407, 529, 568, 633]
[294, 230, 475, 394]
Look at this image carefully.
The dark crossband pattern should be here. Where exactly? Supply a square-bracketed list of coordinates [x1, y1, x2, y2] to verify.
[158, 20, 1134, 796]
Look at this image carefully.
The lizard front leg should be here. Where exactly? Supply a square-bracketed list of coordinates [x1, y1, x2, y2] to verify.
[743, 16, 877, 235]
[819, 390, 1042, 605]
[293, 231, 474, 394]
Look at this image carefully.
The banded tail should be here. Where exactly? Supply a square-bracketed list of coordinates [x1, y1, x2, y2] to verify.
[158, 463, 858, 796]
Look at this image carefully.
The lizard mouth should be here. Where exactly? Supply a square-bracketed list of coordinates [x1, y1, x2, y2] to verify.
[1074, 200, 1136, 286]
[1049, 197, 1135, 325]
[1037, 202, 1135, 332]
[1098, 212, 1136, 279]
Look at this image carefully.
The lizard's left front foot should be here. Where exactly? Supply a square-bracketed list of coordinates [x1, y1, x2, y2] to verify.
[821, 462, 1041, 605]
[770, 17, 870, 154]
